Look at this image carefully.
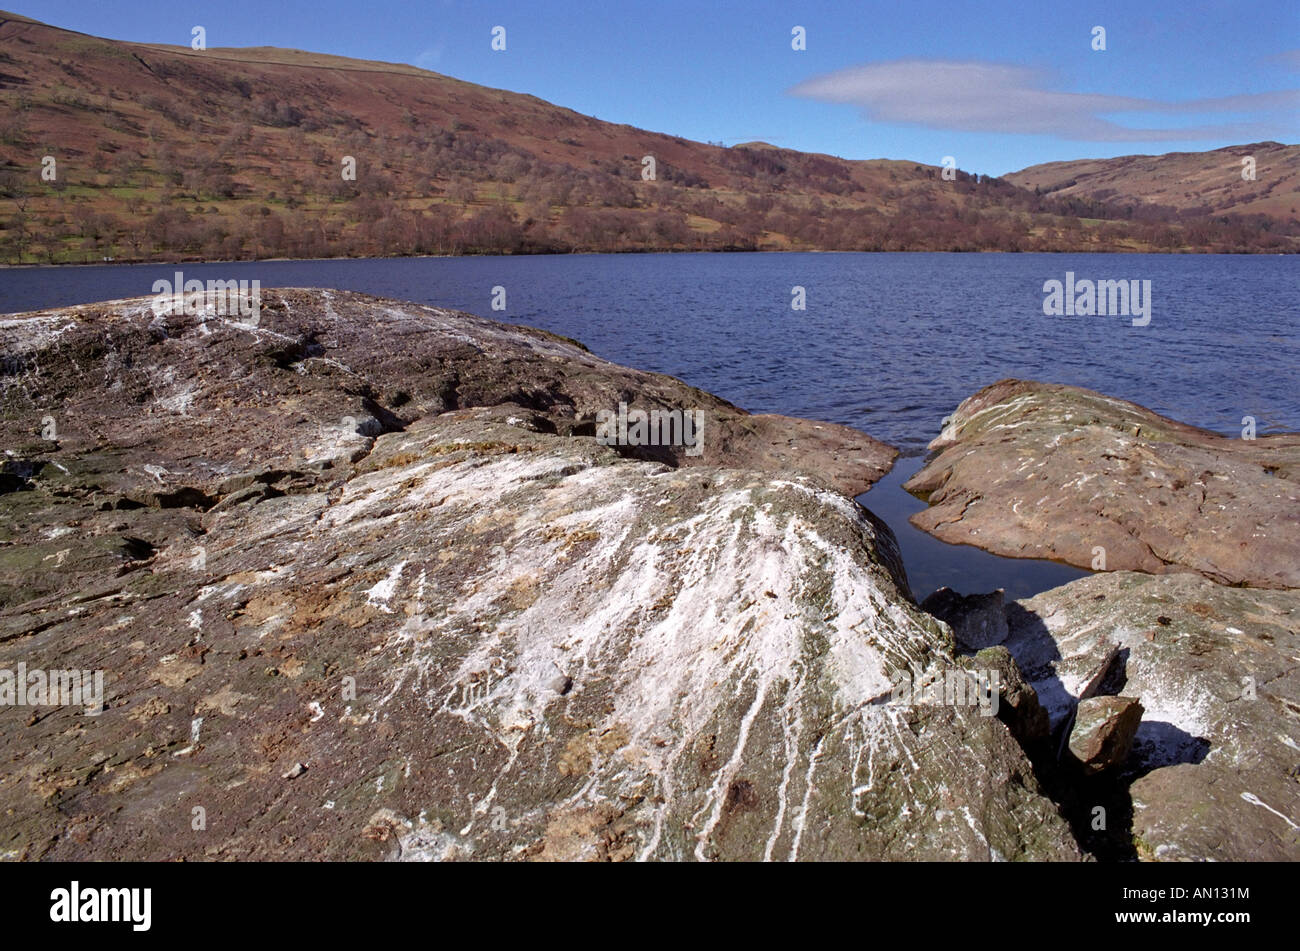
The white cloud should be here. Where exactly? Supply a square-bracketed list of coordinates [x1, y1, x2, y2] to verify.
[789, 60, 1299, 141]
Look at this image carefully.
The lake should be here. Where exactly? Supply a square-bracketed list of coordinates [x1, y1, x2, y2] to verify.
[3, 252, 1296, 598]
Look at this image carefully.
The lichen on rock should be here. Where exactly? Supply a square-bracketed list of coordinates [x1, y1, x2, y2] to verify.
[0, 290, 1079, 861]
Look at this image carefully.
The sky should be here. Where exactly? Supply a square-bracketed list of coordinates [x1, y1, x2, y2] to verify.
[10, 0, 1299, 176]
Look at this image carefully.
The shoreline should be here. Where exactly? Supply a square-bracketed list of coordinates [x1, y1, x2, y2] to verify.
[2, 246, 1296, 270]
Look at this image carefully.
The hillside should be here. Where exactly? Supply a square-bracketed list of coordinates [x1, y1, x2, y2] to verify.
[1006, 142, 1300, 221]
[0, 10, 1295, 263]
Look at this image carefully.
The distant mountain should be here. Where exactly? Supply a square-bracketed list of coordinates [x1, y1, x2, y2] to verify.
[0, 10, 1294, 263]
[1006, 143, 1300, 220]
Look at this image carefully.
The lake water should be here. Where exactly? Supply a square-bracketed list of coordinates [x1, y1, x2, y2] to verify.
[3, 252, 1296, 598]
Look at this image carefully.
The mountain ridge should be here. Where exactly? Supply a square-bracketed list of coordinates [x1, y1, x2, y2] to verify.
[1, 10, 1295, 262]
[1005, 141, 1299, 220]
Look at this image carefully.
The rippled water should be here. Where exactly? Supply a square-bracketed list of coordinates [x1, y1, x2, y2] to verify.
[4, 252, 1296, 597]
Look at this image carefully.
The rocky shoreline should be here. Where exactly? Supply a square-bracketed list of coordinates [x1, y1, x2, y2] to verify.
[0, 290, 1295, 861]
[904, 378, 1300, 588]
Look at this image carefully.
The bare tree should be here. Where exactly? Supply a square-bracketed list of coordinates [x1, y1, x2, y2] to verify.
[0, 170, 34, 262]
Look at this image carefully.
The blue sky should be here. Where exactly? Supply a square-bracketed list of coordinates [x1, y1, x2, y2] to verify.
[13, 0, 1299, 175]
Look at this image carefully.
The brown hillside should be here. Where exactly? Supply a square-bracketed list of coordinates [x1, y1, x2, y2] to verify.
[1005, 143, 1300, 220]
[0, 10, 1294, 263]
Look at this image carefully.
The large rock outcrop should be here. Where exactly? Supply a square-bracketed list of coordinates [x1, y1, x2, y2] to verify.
[0, 291, 1080, 861]
[0, 288, 895, 502]
[904, 379, 1300, 588]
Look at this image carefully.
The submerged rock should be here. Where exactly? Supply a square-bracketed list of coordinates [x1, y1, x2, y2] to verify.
[0, 291, 1079, 861]
[1007, 571, 1300, 861]
[904, 379, 1300, 588]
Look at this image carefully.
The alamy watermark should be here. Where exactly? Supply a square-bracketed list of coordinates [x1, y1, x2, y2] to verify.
[50, 881, 150, 931]
[150, 271, 261, 325]
[596, 402, 704, 457]
[0, 663, 104, 715]
[1042, 271, 1151, 326]
[888, 665, 999, 717]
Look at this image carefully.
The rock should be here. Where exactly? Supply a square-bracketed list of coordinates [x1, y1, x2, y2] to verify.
[1067, 697, 1143, 775]
[964, 646, 1050, 746]
[0, 289, 896, 503]
[1006, 571, 1300, 861]
[904, 379, 1300, 588]
[0, 292, 1081, 862]
[283, 763, 307, 779]
[921, 587, 1008, 650]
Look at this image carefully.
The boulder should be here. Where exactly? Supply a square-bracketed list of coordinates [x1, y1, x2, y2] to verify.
[1067, 696, 1144, 775]
[904, 379, 1300, 588]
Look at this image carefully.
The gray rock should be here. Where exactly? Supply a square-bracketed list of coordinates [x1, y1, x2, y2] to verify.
[1068, 696, 1143, 775]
